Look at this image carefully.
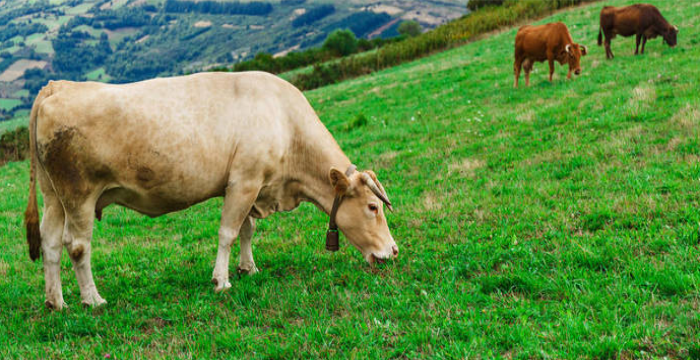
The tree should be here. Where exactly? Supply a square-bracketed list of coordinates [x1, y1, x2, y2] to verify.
[398, 20, 422, 37]
[322, 29, 358, 57]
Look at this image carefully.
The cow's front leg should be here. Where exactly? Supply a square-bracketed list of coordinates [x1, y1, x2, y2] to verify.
[212, 182, 260, 292]
[635, 33, 641, 54]
[641, 35, 647, 54]
[237, 216, 258, 275]
[605, 39, 614, 59]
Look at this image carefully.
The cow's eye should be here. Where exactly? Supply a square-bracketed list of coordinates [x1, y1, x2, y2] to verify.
[368, 204, 379, 213]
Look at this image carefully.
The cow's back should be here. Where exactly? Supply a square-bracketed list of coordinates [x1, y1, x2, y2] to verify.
[34, 72, 315, 213]
[515, 22, 571, 61]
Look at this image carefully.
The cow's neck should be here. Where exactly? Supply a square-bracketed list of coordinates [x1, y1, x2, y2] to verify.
[293, 139, 351, 216]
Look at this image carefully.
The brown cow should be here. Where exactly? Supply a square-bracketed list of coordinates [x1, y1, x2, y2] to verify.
[514, 22, 587, 87]
[598, 4, 678, 59]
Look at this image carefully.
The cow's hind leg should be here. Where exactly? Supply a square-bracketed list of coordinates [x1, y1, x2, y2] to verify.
[39, 177, 67, 310]
[64, 199, 105, 307]
[641, 35, 647, 54]
[523, 59, 533, 87]
[635, 33, 641, 54]
[237, 216, 258, 275]
[212, 181, 261, 292]
[513, 58, 523, 88]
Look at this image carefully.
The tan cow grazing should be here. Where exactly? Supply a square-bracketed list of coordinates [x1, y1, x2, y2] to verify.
[598, 4, 678, 59]
[25, 72, 398, 310]
[513, 22, 587, 87]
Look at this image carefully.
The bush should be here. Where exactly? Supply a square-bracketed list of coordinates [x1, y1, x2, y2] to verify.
[322, 29, 358, 57]
[467, 0, 505, 12]
[0, 126, 30, 166]
[398, 20, 422, 37]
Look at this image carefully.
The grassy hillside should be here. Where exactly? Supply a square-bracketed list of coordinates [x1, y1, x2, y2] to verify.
[2, 0, 700, 358]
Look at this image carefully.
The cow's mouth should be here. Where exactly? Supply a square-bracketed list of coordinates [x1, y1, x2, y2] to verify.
[373, 255, 387, 265]
[369, 247, 398, 265]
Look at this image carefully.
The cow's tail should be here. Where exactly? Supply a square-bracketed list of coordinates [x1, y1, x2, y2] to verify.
[597, 27, 603, 46]
[25, 85, 50, 261]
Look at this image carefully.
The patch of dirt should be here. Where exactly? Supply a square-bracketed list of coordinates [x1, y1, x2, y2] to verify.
[625, 84, 656, 118]
[193, 21, 212, 28]
[274, 45, 300, 58]
[367, 18, 401, 39]
[449, 158, 485, 178]
[516, 109, 535, 122]
[671, 104, 700, 129]
[129, 0, 147, 7]
[364, 4, 403, 16]
[0, 60, 48, 82]
[423, 192, 443, 211]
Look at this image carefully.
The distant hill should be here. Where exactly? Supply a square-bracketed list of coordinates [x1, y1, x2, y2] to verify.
[0, 0, 466, 118]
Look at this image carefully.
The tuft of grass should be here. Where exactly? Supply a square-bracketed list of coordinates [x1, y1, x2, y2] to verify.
[344, 112, 368, 132]
[1, 0, 700, 358]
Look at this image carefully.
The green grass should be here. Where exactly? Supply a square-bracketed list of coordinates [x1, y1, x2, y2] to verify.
[12, 89, 30, 98]
[85, 67, 112, 82]
[2, 0, 700, 358]
[0, 98, 22, 111]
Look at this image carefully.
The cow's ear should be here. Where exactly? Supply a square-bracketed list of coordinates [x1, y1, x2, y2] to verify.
[329, 168, 351, 195]
[580, 45, 588, 56]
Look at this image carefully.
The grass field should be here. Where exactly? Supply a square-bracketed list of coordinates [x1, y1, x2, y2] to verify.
[85, 67, 112, 82]
[2, 0, 700, 358]
[0, 98, 22, 111]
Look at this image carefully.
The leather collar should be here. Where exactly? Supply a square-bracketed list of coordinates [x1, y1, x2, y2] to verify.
[326, 164, 356, 251]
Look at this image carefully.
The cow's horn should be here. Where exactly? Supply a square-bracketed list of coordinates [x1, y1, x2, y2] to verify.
[361, 172, 393, 211]
[673, 26, 679, 32]
[565, 44, 571, 53]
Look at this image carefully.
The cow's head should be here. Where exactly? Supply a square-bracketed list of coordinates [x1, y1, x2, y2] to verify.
[563, 43, 587, 76]
[663, 26, 678, 47]
[329, 168, 398, 264]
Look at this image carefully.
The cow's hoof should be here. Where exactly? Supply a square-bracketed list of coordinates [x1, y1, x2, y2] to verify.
[81, 297, 107, 308]
[45, 299, 68, 311]
[212, 277, 232, 292]
[237, 264, 259, 275]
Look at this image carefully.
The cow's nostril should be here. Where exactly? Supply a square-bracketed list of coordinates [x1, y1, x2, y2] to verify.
[392, 245, 399, 256]
[575, 70, 581, 75]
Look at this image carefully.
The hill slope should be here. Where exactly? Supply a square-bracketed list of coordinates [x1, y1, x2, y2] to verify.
[0, 0, 466, 116]
[1, 0, 700, 358]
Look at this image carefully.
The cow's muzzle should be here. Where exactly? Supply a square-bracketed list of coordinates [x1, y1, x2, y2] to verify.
[369, 246, 399, 265]
[574, 69, 581, 75]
